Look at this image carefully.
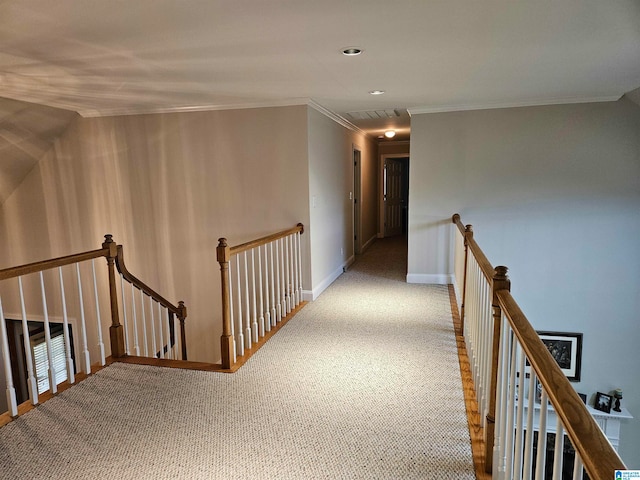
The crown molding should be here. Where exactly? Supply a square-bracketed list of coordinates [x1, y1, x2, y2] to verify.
[306, 100, 368, 136]
[78, 98, 311, 118]
[408, 94, 622, 115]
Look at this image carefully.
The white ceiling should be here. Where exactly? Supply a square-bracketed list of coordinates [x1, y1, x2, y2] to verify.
[0, 0, 639, 201]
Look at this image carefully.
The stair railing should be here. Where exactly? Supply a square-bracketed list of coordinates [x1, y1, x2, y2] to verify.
[0, 235, 187, 418]
[452, 214, 625, 479]
[217, 223, 304, 369]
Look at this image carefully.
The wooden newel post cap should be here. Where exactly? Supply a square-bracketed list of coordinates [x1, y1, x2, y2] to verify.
[493, 266, 511, 293]
[178, 301, 187, 319]
[102, 234, 118, 256]
[297, 223, 305, 234]
[494, 266, 509, 280]
[217, 238, 227, 248]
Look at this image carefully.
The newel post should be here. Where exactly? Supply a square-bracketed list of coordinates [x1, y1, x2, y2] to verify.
[460, 224, 473, 335]
[217, 238, 234, 369]
[177, 301, 188, 361]
[103, 235, 125, 358]
[485, 265, 511, 473]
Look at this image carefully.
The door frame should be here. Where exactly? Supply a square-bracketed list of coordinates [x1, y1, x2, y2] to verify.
[379, 153, 410, 238]
[352, 144, 362, 255]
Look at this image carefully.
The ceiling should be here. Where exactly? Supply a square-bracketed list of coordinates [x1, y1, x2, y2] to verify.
[0, 0, 639, 201]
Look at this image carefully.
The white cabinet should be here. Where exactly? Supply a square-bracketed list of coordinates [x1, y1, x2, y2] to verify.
[522, 401, 632, 451]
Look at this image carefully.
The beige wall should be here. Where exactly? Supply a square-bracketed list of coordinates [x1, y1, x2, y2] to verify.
[0, 105, 311, 364]
[306, 108, 377, 298]
[408, 98, 640, 467]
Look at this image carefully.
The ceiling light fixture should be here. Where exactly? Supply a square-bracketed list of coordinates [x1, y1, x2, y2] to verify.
[384, 130, 396, 138]
[342, 47, 363, 56]
[369, 90, 385, 95]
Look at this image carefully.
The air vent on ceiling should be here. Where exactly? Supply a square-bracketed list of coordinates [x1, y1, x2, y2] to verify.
[346, 109, 403, 120]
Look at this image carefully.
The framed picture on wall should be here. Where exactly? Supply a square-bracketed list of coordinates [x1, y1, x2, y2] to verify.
[594, 392, 612, 413]
[536, 331, 583, 382]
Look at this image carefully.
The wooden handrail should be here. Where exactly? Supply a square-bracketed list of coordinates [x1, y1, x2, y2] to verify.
[217, 223, 304, 369]
[114, 242, 188, 360]
[115, 245, 184, 316]
[229, 223, 304, 255]
[0, 248, 109, 281]
[452, 214, 493, 282]
[0, 235, 187, 361]
[497, 289, 625, 478]
[453, 213, 626, 478]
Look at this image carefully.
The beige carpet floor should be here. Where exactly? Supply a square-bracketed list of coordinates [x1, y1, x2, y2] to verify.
[0, 236, 475, 479]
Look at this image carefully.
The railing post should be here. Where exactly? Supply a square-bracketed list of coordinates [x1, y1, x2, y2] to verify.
[217, 238, 234, 369]
[103, 235, 125, 358]
[460, 224, 473, 335]
[485, 265, 511, 473]
[177, 300, 188, 360]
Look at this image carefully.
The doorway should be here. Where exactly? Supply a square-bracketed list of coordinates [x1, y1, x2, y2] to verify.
[353, 146, 362, 254]
[381, 155, 409, 237]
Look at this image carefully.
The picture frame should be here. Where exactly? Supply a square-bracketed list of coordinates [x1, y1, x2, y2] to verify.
[594, 392, 612, 413]
[536, 331, 583, 382]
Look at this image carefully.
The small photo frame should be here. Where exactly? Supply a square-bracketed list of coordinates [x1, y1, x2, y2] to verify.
[594, 392, 612, 413]
[537, 331, 583, 382]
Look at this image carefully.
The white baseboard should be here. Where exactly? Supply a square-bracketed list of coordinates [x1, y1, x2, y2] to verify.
[406, 273, 455, 284]
[301, 290, 314, 302]
[361, 235, 377, 253]
[308, 256, 355, 300]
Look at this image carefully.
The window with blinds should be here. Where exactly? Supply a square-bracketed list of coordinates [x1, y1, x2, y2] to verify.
[32, 331, 69, 395]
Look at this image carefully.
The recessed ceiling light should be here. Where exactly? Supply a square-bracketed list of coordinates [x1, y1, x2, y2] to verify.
[342, 47, 363, 56]
[369, 90, 385, 95]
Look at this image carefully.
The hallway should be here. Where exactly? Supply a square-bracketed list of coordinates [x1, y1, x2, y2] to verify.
[0, 236, 476, 479]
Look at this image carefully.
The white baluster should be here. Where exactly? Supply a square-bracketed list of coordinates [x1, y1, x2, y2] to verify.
[522, 370, 537, 479]
[493, 310, 508, 477]
[250, 249, 259, 343]
[58, 267, 75, 385]
[228, 257, 237, 362]
[296, 231, 302, 304]
[504, 332, 518, 479]
[130, 283, 140, 356]
[263, 244, 271, 332]
[149, 295, 157, 357]
[18, 277, 38, 404]
[157, 301, 164, 359]
[75, 264, 91, 375]
[140, 289, 148, 357]
[280, 238, 286, 317]
[552, 419, 565, 480]
[164, 305, 172, 360]
[535, 390, 549, 480]
[513, 344, 527, 480]
[572, 454, 584, 480]
[243, 251, 251, 349]
[39, 271, 57, 394]
[257, 247, 265, 337]
[0, 297, 18, 417]
[290, 234, 296, 307]
[119, 274, 130, 355]
[91, 260, 106, 366]
[274, 240, 281, 323]
[173, 313, 180, 360]
[269, 242, 276, 326]
[235, 255, 244, 357]
[285, 235, 291, 313]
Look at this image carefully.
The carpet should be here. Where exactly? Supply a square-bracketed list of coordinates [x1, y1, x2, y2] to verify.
[0, 236, 475, 479]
